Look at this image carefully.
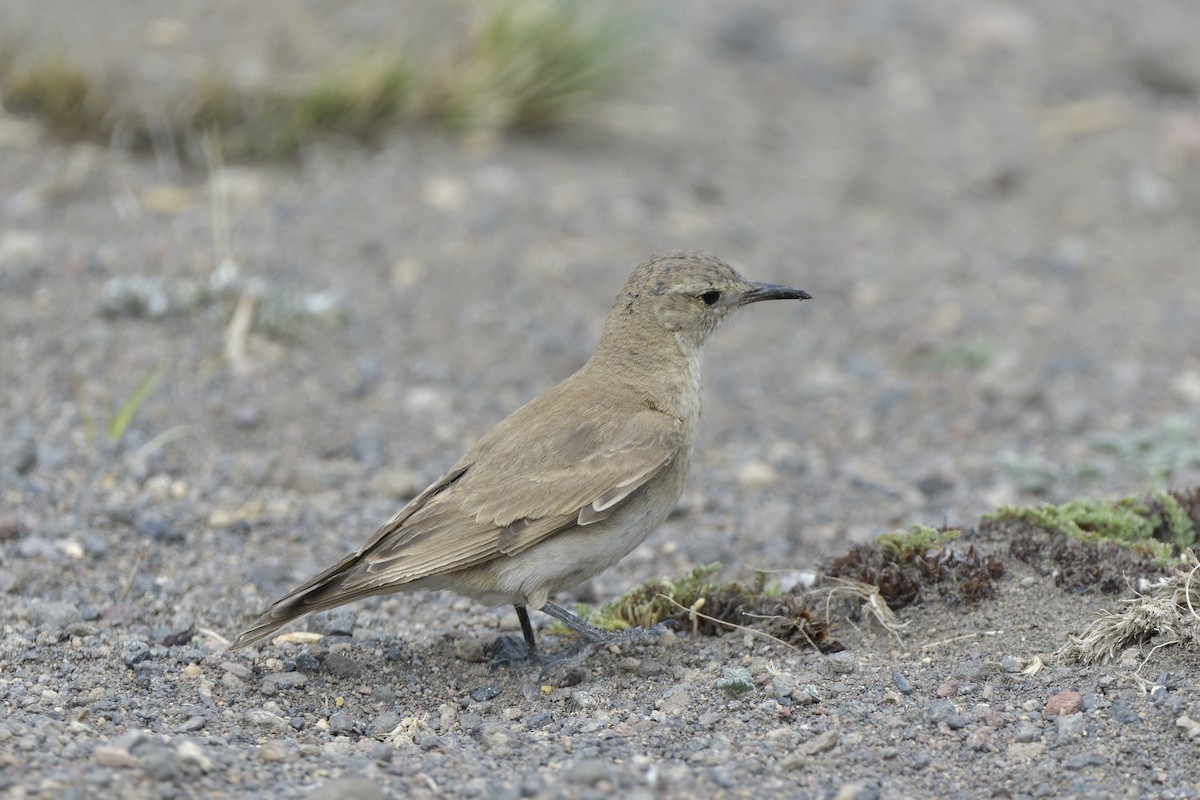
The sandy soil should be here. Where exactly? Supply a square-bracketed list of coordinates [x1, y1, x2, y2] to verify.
[2, 1, 1200, 798]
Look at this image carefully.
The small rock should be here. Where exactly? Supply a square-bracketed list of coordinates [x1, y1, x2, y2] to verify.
[257, 740, 291, 762]
[618, 657, 641, 673]
[1055, 713, 1087, 741]
[28, 599, 81, 629]
[307, 609, 358, 637]
[121, 640, 152, 667]
[1176, 715, 1200, 740]
[321, 652, 362, 679]
[328, 712, 357, 734]
[368, 711, 403, 738]
[2, 435, 37, 476]
[1109, 702, 1140, 725]
[245, 709, 291, 731]
[1012, 724, 1041, 743]
[175, 740, 212, 774]
[928, 700, 969, 730]
[916, 474, 953, 497]
[833, 782, 880, 800]
[1006, 742, 1047, 762]
[294, 652, 320, 672]
[470, 684, 502, 703]
[261, 672, 309, 693]
[0, 513, 20, 540]
[1064, 753, 1103, 770]
[139, 746, 181, 781]
[1129, 35, 1200, 96]
[231, 404, 263, 429]
[177, 716, 207, 733]
[454, 639, 486, 663]
[1000, 655, 1023, 673]
[825, 652, 856, 675]
[220, 661, 251, 679]
[16, 536, 57, 559]
[891, 672, 913, 694]
[93, 745, 137, 768]
[564, 758, 618, 786]
[772, 673, 799, 700]
[936, 681, 959, 698]
[952, 661, 993, 682]
[736, 459, 778, 489]
[1044, 690, 1082, 717]
[635, 659, 665, 678]
[780, 729, 839, 770]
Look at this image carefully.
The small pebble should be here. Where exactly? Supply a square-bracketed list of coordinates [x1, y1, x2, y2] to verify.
[471, 684, 502, 703]
[93, 745, 137, 768]
[257, 740, 291, 762]
[1044, 690, 1082, 717]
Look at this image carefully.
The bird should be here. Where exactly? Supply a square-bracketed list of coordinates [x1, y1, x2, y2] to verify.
[230, 251, 810, 666]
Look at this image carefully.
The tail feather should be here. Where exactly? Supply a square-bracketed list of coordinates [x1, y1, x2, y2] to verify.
[230, 551, 377, 650]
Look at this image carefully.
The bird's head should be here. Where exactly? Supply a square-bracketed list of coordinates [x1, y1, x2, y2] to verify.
[608, 251, 811, 352]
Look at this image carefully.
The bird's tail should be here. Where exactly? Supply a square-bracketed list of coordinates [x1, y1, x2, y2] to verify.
[229, 550, 380, 651]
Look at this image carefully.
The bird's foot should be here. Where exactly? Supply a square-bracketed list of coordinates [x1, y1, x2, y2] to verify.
[538, 643, 596, 687]
[540, 601, 677, 648]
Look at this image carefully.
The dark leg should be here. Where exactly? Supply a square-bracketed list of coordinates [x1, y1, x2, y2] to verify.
[540, 601, 675, 646]
[515, 605, 538, 660]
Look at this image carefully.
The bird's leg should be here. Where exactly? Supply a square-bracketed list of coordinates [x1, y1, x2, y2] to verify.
[515, 605, 538, 660]
[540, 601, 675, 646]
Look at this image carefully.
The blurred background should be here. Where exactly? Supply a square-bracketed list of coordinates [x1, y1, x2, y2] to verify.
[1, 0, 1199, 601]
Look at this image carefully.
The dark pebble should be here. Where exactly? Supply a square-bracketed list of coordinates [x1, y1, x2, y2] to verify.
[139, 747, 181, 781]
[367, 711, 403, 738]
[1064, 753, 1103, 770]
[916, 474, 953, 497]
[328, 712, 357, 734]
[2, 435, 38, 475]
[177, 716, 207, 733]
[892, 672, 913, 694]
[261, 672, 309, 694]
[952, 661, 993, 682]
[134, 511, 184, 543]
[308, 609, 358, 637]
[321, 652, 362, 679]
[470, 684, 502, 703]
[1109, 703, 1140, 724]
[0, 513, 20, 540]
[121, 641, 152, 667]
[294, 652, 320, 672]
[928, 700, 969, 729]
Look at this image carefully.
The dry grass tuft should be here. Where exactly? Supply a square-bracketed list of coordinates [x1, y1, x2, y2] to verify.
[1057, 550, 1200, 665]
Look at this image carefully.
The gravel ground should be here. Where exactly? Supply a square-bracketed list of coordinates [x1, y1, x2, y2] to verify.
[3, 1, 1200, 798]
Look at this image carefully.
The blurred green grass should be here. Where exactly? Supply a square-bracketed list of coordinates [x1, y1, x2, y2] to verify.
[0, 0, 647, 161]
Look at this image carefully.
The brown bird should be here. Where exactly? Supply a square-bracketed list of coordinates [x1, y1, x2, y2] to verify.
[231, 251, 810, 665]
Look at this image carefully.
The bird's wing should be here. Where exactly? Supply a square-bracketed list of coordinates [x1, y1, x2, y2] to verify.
[356, 405, 684, 582]
[231, 402, 683, 649]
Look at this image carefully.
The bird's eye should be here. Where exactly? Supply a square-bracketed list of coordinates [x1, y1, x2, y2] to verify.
[698, 289, 721, 306]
